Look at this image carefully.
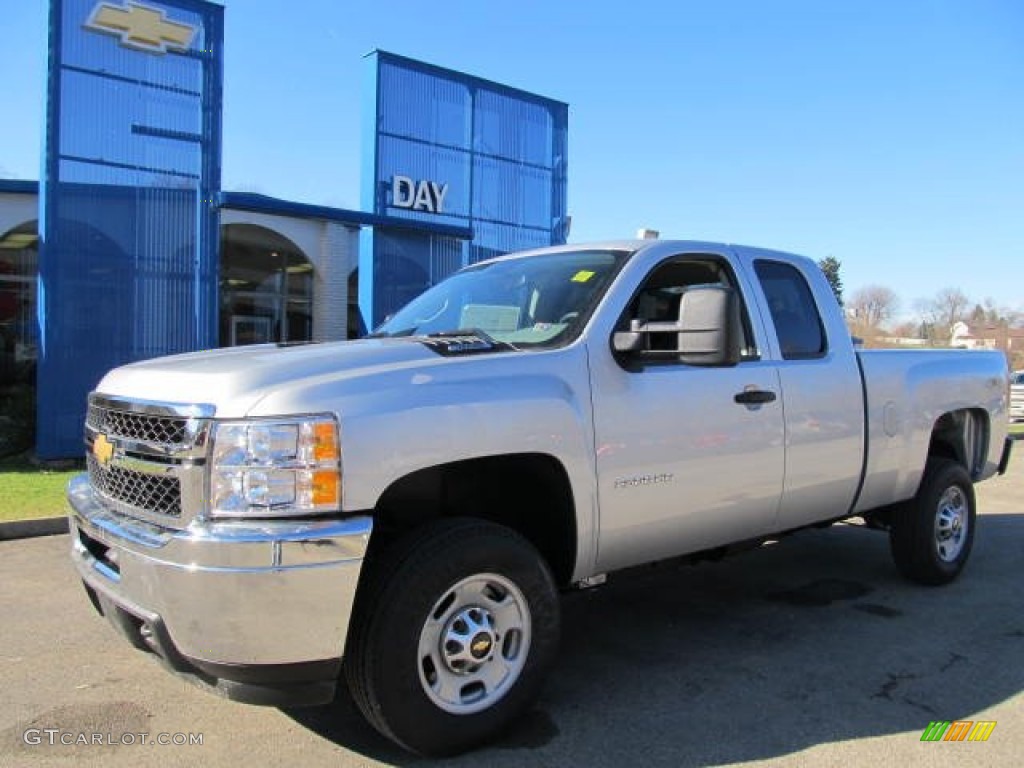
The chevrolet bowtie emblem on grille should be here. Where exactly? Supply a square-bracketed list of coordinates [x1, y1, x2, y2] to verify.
[92, 434, 115, 466]
[85, 1, 197, 55]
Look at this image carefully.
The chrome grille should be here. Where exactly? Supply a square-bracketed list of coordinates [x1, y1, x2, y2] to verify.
[86, 405, 189, 447]
[85, 395, 213, 527]
[87, 454, 182, 517]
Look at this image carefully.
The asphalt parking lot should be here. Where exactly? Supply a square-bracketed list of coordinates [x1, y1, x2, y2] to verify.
[2, 464, 1022, 767]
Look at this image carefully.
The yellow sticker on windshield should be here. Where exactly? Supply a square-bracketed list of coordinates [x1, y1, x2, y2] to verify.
[571, 270, 595, 283]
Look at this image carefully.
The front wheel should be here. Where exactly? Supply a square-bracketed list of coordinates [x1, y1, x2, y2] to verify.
[889, 458, 976, 585]
[344, 518, 560, 755]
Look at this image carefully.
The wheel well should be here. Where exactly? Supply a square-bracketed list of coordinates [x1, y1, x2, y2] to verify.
[927, 408, 988, 478]
[370, 453, 577, 586]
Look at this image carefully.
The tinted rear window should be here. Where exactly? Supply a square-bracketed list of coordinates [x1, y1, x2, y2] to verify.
[754, 260, 826, 359]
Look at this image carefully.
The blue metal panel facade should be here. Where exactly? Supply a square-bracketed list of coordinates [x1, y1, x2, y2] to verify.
[360, 51, 568, 327]
[38, 0, 223, 457]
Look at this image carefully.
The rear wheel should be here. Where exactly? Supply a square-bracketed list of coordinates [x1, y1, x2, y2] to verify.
[344, 518, 560, 755]
[889, 458, 976, 585]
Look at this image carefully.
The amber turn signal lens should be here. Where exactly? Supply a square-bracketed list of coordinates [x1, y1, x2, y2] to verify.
[313, 422, 339, 462]
[311, 470, 340, 506]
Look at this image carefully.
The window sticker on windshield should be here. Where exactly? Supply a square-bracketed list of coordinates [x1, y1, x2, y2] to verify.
[460, 304, 520, 332]
[571, 270, 595, 283]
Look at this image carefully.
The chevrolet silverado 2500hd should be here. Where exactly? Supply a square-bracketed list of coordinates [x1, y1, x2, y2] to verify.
[68, 240, 1014, 755]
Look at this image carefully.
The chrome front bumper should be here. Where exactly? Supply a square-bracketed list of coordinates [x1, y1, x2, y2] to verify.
[67, 473, 372, 705]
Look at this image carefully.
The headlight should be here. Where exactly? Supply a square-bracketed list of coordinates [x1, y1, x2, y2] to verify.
[209, 416, 341, 518]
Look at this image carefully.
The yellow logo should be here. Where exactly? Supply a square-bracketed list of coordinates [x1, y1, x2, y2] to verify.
[85, 2, 197, 56]
[471, 638, 491, 656]
[93, 434, 115, 466]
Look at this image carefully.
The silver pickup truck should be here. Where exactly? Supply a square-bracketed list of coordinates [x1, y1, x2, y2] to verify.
[68, 240, 1013, 755]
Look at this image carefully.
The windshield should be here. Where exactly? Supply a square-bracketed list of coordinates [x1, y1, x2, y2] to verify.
[370, 249, 631, 348]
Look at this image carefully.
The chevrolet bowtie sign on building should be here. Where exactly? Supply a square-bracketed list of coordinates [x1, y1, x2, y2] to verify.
[36, 0, 223, 457]
[26, 0, 567, 459]
[84, 1, 197, 55]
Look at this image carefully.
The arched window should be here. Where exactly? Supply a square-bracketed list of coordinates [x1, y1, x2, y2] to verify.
[219, 224, 314, 346]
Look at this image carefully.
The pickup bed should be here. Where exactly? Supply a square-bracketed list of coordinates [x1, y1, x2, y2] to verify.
[68, 240, 1014, 755]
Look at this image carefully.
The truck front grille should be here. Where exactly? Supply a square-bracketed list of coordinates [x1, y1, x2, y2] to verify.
[85, 395, 213, 528]
[86, 454, 183, 518]
[86, 405, 190, 448]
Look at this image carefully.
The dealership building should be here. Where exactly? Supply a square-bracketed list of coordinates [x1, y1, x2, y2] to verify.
[0, 0, 568, 458]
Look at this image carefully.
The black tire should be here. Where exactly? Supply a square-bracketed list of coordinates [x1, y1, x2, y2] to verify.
[344, 518, 560, 756]
[889, 457, 976, 586]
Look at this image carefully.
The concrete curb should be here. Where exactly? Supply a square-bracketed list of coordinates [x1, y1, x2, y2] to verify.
[0, 516, 69, 541]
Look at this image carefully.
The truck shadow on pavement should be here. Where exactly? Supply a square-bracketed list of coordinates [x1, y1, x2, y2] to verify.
[286, 513, 1024, 766]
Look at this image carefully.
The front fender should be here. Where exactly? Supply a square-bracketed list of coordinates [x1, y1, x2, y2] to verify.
[248, 344, 599, 579]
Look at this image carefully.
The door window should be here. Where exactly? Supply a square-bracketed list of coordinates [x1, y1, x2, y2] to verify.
[621, 256, 759, 361]
[754, 260, 826, 359]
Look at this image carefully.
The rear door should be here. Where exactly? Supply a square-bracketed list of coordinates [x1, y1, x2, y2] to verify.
[588, 247, 785, 574]
[746, 254, 865, 527]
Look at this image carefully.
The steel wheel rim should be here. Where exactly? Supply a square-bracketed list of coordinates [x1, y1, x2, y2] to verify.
[417, 573, 531, 715]
[934, 485, 968, 562]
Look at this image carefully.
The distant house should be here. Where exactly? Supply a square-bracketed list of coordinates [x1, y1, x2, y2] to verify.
[950, 321, 1024, 359]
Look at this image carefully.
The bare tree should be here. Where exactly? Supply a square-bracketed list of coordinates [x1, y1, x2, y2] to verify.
[915, 287, 971, 345]
[890, 320, 921, 339]
[935, 288, 970, 329]
[848, 285, 899, 330]
[978, 297, 1018, 328]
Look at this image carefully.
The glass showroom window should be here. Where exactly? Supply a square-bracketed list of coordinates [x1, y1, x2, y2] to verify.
[220, 224, 313, 346]
[0, 221, 38, 454]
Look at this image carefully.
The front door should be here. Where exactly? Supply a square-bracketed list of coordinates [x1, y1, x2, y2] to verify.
[588, 252, 786, 573]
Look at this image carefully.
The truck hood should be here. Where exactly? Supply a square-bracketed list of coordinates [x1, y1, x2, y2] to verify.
[95, 339, 448, 418]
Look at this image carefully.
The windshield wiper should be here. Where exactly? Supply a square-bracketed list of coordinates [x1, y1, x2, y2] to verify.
[365, 328, 415, 339]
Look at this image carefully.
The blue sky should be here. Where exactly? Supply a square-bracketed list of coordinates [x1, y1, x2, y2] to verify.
[2, 0, 1022, 319]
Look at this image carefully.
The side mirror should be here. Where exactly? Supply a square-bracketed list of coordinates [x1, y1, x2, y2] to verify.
[613, 285, 740, 367]
[676, 285, 741, 366]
